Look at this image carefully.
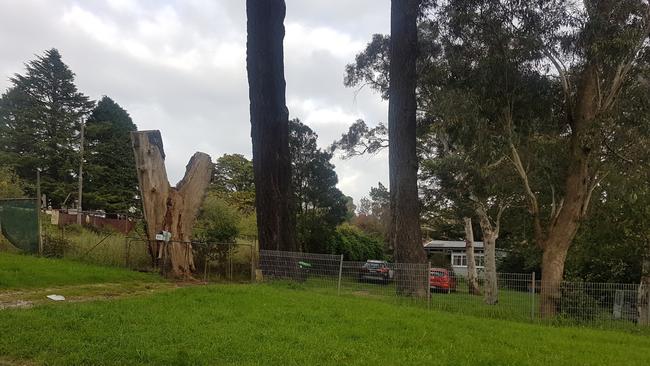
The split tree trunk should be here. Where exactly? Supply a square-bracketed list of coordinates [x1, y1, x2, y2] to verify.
[475, 208, 498, 305]
[388, 0, 426, 296]
[246, 0, 295, 252]
[464, 217, 481, 295]
[131, 130, 213, 278]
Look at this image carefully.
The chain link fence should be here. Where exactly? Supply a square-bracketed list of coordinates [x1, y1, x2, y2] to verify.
[259, 250, 650, 329]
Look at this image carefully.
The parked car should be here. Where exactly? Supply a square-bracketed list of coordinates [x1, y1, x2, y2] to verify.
[359, 260, 394, 283]
[430, 267, 457, 293]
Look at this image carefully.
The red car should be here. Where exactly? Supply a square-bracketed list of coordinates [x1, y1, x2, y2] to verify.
[429, 268, 457, 293]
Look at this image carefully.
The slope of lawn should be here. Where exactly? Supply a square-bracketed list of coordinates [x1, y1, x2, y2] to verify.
[0, 252, 160, 290]
[1, 283, 649, 365]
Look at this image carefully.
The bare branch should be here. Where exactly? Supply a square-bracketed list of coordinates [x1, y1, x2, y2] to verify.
[542, 48, 572, 108]
[508, 138, 544, 246]
[582, 172, 609, 216]
[601, 19, 650, 112]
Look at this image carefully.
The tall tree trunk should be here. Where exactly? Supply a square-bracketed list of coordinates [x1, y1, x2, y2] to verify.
[639, 245, 650, 326]
[389, 0, 426, 296]
[475, 208, 498, 305]
[464, 217, 481, 295]
[537, 64, 597, 317]
[246, 0, 295, 252]
[539, 243, 571, 318]
[131, 130, 213, 278]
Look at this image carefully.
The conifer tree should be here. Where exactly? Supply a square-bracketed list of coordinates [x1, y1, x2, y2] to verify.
[0, 49, 94, 206]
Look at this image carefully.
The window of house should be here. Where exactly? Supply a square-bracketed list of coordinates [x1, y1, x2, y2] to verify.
[452, 253, 467, 266]
[451, 253, 484, 267]
[475, 255, 485, 267]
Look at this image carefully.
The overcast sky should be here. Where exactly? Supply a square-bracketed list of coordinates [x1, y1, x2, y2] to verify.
[0, 0, 391, 204]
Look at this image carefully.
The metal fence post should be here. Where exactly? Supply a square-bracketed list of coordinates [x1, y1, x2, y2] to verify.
[124, 236, 129, 268]
[531, 272, 536, 321]
[337, 254, 344, 295]
[427, 262, 431, 310]
[250, 244, 255, 283]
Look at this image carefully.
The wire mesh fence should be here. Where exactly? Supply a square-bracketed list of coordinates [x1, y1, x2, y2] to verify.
[258, 249, 650, 329]
[259, 249, 342, 284]
[4, 221, 650, 331]
[259, 250, 430, 306]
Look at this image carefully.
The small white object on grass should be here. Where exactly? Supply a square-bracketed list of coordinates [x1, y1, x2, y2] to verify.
[46, 294, 65, 301]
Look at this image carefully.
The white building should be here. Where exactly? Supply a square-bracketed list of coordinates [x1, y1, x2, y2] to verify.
[423, 240, 485, 276]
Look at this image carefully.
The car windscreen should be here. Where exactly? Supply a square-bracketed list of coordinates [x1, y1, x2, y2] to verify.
[364, 263, 381, 269]
[430, 270, 445, 277]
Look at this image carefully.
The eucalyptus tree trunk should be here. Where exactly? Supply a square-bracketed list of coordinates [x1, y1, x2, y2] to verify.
[246, 0, 295, 252]
[464, 217, 481, 295]
[475, 208, 499, 305]
[131, 130, 213, 278]
[388, 0, 426, 296]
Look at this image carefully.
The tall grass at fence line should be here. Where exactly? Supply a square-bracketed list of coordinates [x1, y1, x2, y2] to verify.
[43, 223, 151, 270]
[0, 233, 20, 253]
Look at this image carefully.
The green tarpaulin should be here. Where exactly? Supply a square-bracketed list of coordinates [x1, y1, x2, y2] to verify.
[0, 198, 39, 253]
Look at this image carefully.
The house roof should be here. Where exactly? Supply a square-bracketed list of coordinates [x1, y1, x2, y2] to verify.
[423, 240, 484, 249]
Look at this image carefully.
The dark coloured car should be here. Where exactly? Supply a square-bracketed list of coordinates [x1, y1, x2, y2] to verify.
[359, 260, 394, 284]
[430, 268, 457, 293]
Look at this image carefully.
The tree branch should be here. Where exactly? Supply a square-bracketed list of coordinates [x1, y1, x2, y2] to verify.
[508, 140, 544, 246]
[582, 172, 609, 217]
[601, 17, 650, 112]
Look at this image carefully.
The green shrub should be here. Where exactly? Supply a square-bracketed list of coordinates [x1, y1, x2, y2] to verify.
[43, 233, 71, 258]
[327, 223, 384, 261]
[193, 194, 240, 243]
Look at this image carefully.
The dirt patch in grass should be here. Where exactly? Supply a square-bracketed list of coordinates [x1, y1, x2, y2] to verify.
[0, 281, 183, 310]
[0, 357, 37, 366]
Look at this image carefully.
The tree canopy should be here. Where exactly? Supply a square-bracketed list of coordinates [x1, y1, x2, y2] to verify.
[84, 96, 138, 213]
[0, 49, 94, 206]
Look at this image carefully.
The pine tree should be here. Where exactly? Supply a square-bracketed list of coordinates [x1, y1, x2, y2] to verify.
[84, 96, 138, 213]
[0, 49, 94, 206]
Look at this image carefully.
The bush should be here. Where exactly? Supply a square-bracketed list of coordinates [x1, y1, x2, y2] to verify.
[0, 167, 25, 199]
[327, 223, 384, 261]
[43, 233, 71, 258]
[193, 194, 240, 243]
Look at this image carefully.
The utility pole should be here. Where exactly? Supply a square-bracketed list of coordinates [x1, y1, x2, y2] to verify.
[77, 119, 85, 225]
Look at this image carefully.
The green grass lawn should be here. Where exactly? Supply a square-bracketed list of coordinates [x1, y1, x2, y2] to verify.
[0, 252, 160, 290]
[1, 283, 650, 365]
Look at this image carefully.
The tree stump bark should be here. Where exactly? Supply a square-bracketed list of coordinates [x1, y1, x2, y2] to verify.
[131, 130, 213, 278]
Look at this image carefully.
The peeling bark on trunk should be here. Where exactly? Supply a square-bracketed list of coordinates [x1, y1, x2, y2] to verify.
[464, 217, 481, 295]
[475, 204, 503, 304]
[131, 130, 213, 279]
[475, 207, 499, 305]
[483, 236, 498, 304]
[639, 248, 650, 326]
[246, 0, 295, 252]
[388, 0, 426, 296]
[539, 242, 571, 317]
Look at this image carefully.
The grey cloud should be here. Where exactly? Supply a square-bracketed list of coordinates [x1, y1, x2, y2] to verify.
[0, 0, 390, 203]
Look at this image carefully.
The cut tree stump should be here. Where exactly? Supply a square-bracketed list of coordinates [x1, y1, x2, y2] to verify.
[131, 130, 213, 278]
